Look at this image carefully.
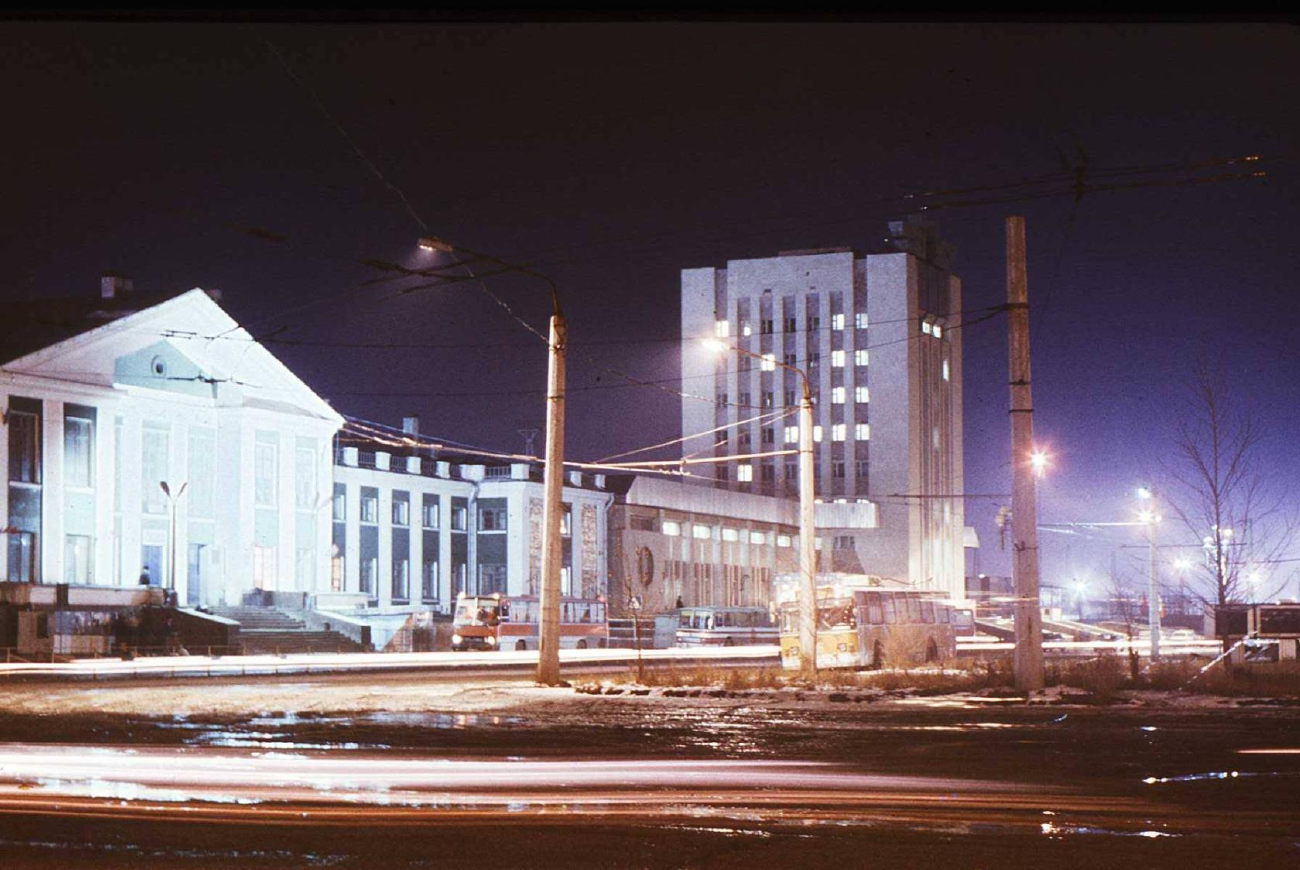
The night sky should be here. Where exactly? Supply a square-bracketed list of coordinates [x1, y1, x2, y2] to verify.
[2, 20, 1296, 592]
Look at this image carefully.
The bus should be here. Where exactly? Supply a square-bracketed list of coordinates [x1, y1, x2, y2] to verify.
[675, 606, 779, 647]
[450, 593, 608, 651]
[778, 588, 957, 670]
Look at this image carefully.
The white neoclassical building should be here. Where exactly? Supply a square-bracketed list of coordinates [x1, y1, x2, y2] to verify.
[1, 276, 342, 610]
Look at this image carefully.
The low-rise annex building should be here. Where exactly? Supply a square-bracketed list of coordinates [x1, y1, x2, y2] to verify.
[605, 474, 878, 618]
[321, 421, 614, 646]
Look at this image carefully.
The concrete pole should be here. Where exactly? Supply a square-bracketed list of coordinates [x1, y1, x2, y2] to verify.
[798, 388, 818, 680]
[1006, 216, 1045, 691]
[536, 311, 568, 685]
[1148, 492, 1161, 661]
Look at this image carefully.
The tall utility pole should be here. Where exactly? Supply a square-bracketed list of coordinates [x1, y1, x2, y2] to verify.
[1006, 215, 1044, 691]
[416, 235, 568, 685]
[536, 302, 567, 685]
[797, 378, 817, 680]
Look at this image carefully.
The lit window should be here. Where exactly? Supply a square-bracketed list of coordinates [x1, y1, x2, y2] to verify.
[714, 319, 730, 338]
[722, 527, 739, 542]
[749, 531, 767, 545]
[856, 424, 870, 441]
[783, 426, 799, 445]
[361, 492, 379, 524]
[662, 520, 681, 537]
[942, 359, 950, 381]
[831, 387, 845, 404]
[921, 320, 932, 335]
[831, 313, 845, 331]
[737, 464, 753, 482]
[855, 313, 868, 329]
[813, 426, 823, 443]
[392, 495, 409, 527]
[776, 534, 792, 548]
[832, 424, 846, 442]
[933, 323, 943, 339]
[855, 349, 869, 366]
[692, 524, 713, 540]
[831, 350, 845, 368]
[761, 353, 776, 372]
[855, 386, 870, 403]
[741, 321, 753, 337]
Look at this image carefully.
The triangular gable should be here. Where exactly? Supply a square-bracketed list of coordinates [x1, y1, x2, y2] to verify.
[2, 289, 342, 425]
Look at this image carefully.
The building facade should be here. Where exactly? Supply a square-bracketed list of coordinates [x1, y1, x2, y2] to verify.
[680, 219, 965, 598]
[326, 428, 614, 619]
[1, 279, 343, 608]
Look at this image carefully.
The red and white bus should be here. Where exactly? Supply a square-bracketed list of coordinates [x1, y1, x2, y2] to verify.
[451, 593, 608, 651]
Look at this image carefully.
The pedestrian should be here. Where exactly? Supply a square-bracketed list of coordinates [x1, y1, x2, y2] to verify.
[138, 567, 151, 587]
[675, 596, 685, 610]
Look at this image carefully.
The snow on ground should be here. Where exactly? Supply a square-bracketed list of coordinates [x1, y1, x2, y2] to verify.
[0, 672, 1290, 720]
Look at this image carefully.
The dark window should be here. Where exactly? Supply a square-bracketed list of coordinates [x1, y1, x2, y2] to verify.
[832, 461, 845, 479]
[760, 319, 773, 335]
[760, 464, 775, 482]
[479, 507, 507, 531]
[480, 564, 507, 595]
[761, 392, 773, 408]
[9, 409, 40, 484]
[783, 317, 797, 333]
[761, 427, 774, 444]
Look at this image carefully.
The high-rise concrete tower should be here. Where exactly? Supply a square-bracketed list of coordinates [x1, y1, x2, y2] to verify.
[680, 218, 965, 597]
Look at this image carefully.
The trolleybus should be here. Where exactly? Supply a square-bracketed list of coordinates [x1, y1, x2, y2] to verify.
[779, 587, 957, 670]
[451, 593, 608, 651]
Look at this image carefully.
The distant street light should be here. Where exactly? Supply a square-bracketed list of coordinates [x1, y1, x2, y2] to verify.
[1136, 486, 1162, 660]
[703, 337, 818, 679]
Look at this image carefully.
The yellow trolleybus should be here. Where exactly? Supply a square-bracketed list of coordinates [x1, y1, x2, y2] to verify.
[779, 588, 957, 670]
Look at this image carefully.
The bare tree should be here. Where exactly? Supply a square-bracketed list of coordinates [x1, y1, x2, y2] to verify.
[1165, 362, 1296, 606]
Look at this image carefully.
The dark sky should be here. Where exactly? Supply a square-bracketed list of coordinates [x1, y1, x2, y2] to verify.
[2, 20, 1297, 591]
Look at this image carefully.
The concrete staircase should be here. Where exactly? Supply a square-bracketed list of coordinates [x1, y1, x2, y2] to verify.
[211, 606, 367, 655]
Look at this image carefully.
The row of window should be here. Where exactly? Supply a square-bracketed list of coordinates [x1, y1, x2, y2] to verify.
[338, 492, 577, 536]
[727, 458, 871, 482]
[660, 522, 795, 548]
[714, 312, 868, 338]
[718, 378, 870, 409]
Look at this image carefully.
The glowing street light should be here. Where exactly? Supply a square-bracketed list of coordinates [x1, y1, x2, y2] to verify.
[1029, 448, 1049, 478]
[417, 236, 455, 253]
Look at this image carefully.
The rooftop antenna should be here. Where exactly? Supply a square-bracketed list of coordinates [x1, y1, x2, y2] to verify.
[517, 427, 539, 457]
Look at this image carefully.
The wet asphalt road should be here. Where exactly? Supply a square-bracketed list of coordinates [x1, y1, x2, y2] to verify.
[0, 676, 1296, 868]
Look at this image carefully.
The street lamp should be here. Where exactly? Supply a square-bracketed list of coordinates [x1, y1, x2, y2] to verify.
[160, 481, 188, 605]
[1136, 486, 1161, 660]
[416, 235, 568, 686]
[1029, 448, 1050, 479]
[703, 337, 818, 679]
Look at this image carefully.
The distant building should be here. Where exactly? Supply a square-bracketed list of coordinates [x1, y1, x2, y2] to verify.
[0, 275, 342, 612]
[605, 473, 881, 617]
[680, 218, 965, 599]
[326, 422, 613, 622]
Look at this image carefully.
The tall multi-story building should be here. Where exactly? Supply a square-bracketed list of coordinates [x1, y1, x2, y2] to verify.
[680, 218, 965, 598]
